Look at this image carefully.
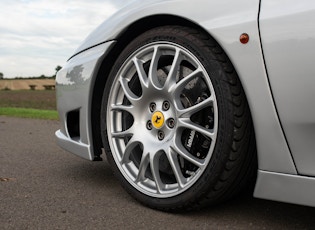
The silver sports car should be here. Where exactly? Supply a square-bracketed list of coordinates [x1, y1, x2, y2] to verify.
[56, 0, 315, 211]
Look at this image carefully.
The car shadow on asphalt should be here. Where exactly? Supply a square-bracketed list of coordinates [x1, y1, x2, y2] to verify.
[55, 157, 315, 228]
[187, 192, 315, 228]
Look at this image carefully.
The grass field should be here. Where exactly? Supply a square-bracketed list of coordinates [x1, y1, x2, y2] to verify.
[0, 90, 58, 120]
[0, 107, 58, 120]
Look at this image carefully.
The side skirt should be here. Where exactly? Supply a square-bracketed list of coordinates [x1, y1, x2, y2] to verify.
[254, 170, 315, 207]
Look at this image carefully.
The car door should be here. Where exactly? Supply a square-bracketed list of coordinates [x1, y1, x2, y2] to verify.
[259, 0, 315, 175]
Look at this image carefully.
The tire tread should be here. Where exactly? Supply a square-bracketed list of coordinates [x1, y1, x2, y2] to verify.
[101, 25, 257, 212]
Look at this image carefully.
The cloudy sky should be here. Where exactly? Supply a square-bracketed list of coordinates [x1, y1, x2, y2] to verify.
[0, 0, 127, 78]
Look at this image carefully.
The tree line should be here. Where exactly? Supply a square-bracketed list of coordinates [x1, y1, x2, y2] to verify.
[0, 65, 62, 80]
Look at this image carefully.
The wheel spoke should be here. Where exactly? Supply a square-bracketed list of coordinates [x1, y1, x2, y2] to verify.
[133, 57, 148, 88]
[111, 127, 134, 138]
[178, 95, 214, 117]
[178, 118, 215, 140]
[150, 152, 164, 193]
[169, 67, 202, 95]
[119, 77, 140, 104]
[135, 152, 150, 183]
[164, 48, 182, 88]
[148, 46, 161, 89]
[172, 140, 204, 168]
[120, 137, 139, 164]
[166, 148, 187, 188]
[110, 104, 134, 114]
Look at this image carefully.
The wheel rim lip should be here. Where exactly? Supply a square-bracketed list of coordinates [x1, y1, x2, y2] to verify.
[107, 41, 219, 198]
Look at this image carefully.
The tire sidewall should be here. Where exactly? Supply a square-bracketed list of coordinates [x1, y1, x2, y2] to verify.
[101, 26, 235, 210]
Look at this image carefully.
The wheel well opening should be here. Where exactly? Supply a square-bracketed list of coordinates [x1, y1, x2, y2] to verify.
[91, 15, 209, 159]
[90, 15, 258, 182]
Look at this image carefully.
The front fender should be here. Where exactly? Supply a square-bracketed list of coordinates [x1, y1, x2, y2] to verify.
[69, 0, 297, 173]
[75, 0, 259, 55]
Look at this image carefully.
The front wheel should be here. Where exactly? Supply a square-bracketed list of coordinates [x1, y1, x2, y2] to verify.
[101, 26, 256, 211]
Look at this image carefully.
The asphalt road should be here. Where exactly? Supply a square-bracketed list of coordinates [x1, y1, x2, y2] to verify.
[1, 116, 315, 230]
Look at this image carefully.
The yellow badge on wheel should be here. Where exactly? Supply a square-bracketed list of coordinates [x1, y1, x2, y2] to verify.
[152, 111, 164, 129]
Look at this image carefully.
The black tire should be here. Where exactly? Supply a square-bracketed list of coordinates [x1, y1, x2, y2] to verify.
[101, 26, 257, 211]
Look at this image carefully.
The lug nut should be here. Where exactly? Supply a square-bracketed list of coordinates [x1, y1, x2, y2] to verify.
[149, 103, 156, 112]
[162, 101, 170, 111]
[167, 118, 175, 128]
[158, 130, 165, 140]
[146, 121, 153, 130]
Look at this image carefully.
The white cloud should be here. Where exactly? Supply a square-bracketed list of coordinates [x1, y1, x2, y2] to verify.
[0, 0, 126, 78]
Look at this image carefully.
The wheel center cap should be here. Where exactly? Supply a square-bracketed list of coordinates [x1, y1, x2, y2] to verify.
[151, 111, 164, 129]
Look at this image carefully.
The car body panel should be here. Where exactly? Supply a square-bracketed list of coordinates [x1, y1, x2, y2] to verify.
[259, 0, 315, 176]
[75, 0, 261, 54]
[55, 0, 315, 207]
[56, 41, 115, 160]
[254, 170, 315, 207]
[59, 0, 297, 173]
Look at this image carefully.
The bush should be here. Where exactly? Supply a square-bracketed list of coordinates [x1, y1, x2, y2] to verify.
[3, 86, 11, 91]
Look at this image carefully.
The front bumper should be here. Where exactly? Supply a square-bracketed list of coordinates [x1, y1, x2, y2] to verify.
[55, 41, 115, 160]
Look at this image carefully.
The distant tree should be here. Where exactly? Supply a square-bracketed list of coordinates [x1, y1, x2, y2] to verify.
[55, 65, 62, 73]
[52, 65, 62, 79]
[0, 72, 3, 79]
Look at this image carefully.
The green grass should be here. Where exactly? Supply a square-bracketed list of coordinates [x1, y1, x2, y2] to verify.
[0, 107, 58, 120]
[0, 90, 58, 120]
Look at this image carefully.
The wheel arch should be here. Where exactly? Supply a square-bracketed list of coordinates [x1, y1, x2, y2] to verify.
[91, 15, 215, 158]
[90, 14, 258, 173]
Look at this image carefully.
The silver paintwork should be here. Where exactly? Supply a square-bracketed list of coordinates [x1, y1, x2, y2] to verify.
[55, 0, 315, 206]
[56, 41, 115, 160]
[259, 0, 315, 176]
[107, 42, 218, 197]
[255, 170, 315, 207]
[71, 0, 297, 174]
